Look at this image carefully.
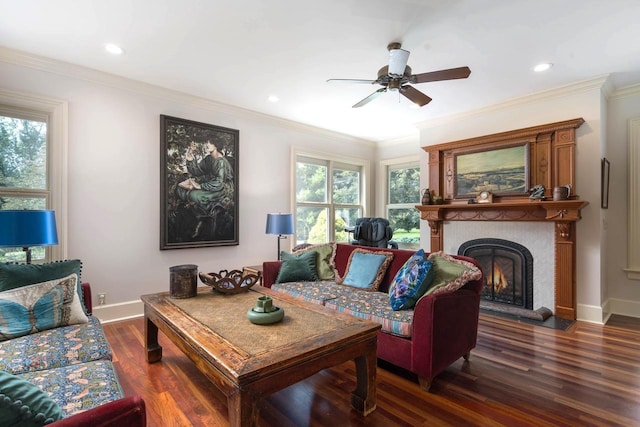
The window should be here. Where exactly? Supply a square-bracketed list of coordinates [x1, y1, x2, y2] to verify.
[384, 161, 420, 250]
[0, 90, 67, 263]
[295, 153, 366, 245]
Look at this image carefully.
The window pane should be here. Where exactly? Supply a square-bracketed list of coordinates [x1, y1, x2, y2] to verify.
[388, 208, 420, 250]
[296, 162, 327, 203]
[296, 206, 328, 244]
[0, 196, 46, 211]
[0, 115, 47, 190]
[389, 166, 420, 204]
[333, 168, 360, 204]
[335, 207, 360, 243]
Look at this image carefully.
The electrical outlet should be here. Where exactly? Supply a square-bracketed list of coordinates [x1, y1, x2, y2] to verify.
[98, 293, 106, 305]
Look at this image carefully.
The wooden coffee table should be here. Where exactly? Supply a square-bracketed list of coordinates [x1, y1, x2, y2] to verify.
[141, 286, 380, 426]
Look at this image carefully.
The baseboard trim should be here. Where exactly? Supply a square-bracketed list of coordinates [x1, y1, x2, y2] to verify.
[92, 300, 144, 323]
[576, 303, 606, 324]
[608, 298, 640, 319]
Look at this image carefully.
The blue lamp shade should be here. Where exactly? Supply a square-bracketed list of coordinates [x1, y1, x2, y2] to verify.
[265, 213, 294, 236]
[0, 210, 59, 247]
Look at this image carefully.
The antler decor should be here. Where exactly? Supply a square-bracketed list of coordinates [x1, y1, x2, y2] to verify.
[199, 269, 261, 294]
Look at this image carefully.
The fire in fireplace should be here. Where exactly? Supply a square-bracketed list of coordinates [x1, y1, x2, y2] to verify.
[458, 238, 533, 310]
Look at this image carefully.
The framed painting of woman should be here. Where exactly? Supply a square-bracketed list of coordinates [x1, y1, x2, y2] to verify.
[160, 115, 239, 249]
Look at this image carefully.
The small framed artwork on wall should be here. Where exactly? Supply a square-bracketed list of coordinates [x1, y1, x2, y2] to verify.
[601, 157, 610, 209]
[160, 115, 239, 250]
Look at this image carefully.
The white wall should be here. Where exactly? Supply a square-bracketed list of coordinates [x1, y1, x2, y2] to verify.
[416, 77, 607, 322]
[605, 84, 640, 317]
[0, 55, 375, 320]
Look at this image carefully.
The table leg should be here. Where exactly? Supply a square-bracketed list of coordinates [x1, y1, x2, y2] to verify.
[350, 346, 377, 416]
[228, 389, 260, 427]
[145, 317, 163, 363]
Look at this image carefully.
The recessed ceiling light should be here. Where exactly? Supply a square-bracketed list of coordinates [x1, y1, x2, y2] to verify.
[268, 95, 279, 103]
[533, 62, 552, 72]
[104, 43, 124, 55]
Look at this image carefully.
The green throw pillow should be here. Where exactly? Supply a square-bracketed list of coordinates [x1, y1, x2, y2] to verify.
[0, 370, 64, 426]
[425, 251, 482, 296]
[293, 242, 336, 280]
[275, 251, 319, 283]
[0, 260, 87, 315]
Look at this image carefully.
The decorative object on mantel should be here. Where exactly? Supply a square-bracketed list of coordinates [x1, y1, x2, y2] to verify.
[553, 184, 572, 201]
[476, 191, 493, 204]
[199, 269, 261, 294]
[421, 188, 432, 205]
[432, 195, 444, 205]
[169, 264, 198, 298]
[528, 184, 546, 201]
[246, 295, 284, 325]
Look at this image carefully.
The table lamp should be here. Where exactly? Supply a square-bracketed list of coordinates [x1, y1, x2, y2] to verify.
[0, 210, 58, 263]
[265, 213, 294, 260]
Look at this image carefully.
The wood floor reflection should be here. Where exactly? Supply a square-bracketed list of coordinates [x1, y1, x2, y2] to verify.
[103, 314, 640, 426]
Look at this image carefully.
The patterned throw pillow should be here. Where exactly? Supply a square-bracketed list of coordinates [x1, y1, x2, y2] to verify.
[338, 248, 394, 291]
[275, 251, 319, 283]
[425, 251, 483, 296]
[0, 259, 86, 314]
[0, 273, 89, 342]
[293, 242, 337, 280]
[0, 370, 64, 425]
[388, 249, 435, 311]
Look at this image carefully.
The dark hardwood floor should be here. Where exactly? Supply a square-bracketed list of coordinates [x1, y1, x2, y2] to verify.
[103, 314, 640, 426]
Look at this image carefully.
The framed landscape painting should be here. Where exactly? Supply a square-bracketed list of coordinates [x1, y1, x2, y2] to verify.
[454, 143, 529, 198]
[160, 115, 239, 250]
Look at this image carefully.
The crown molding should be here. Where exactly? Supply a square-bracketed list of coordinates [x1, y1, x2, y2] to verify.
[416, 75, 610, 130]
[0, 46, 374, 147]
[610, 82, 640, 100]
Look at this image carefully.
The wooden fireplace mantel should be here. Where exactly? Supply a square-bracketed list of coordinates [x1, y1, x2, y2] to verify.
[419, 119, 587, 320]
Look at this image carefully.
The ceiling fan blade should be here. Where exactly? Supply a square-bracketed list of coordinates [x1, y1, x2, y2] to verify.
[327, 78, 376, 84]
[388, 48, 410, 76]
[411, 66, 471, 84]
[352, 88, 387, 108]
[400, 85, 432, 107]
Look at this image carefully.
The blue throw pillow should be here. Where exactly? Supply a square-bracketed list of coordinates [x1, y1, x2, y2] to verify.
[275, 251, 319, 283]
[339, 249, 394, 291]
[0, 370, 64, 425]
[389, 249, 435, 311]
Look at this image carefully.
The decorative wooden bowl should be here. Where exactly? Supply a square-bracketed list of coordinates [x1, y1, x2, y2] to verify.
[198, 269, 261, 294]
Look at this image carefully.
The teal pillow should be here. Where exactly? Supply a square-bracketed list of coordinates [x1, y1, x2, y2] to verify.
[0, 273, 89, 341]
[389, 249, 435, 310]
[0, 370, 64, 425]
[425, 251, 483, 296]
[0, 260, 86, 314]
[275, 251, 319, 283]
[339, 249, 394, 291]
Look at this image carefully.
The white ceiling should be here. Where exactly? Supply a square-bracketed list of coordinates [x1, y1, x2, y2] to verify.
[1, 0, 640, 142]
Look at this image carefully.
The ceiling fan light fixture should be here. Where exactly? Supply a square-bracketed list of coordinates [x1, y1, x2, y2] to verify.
[388, 48, 410, 76]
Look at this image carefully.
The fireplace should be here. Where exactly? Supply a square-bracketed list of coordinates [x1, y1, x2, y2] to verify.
[458, 239, 533, 310]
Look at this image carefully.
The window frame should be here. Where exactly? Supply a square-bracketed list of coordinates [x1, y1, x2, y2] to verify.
[293, 148, 369, 246]
[0, 89, 68, 262]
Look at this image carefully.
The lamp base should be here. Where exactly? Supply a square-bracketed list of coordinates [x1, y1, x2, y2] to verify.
[22, 247, 32, 264]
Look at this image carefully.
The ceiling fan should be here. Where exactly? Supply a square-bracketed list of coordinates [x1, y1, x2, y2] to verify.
[327, 42, 471, 108]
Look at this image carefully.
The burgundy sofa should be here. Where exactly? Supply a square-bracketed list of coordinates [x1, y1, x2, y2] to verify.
[48, 283, 147, 427]
[262, 243, 483, 390]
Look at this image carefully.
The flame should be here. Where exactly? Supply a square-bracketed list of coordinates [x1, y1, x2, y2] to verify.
[487, 262, 509, 292]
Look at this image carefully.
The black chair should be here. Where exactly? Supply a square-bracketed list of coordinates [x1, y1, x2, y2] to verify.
[351, 217, 398, 249]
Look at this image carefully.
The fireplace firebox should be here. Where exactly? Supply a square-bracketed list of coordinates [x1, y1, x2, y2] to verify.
[458, 239, 533, 310]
